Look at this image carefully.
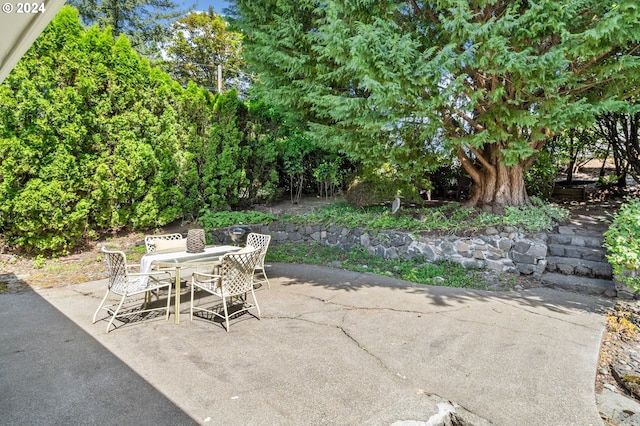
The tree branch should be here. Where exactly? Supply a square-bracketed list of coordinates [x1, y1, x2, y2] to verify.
[409, 0, 439, 25]
[465, 143, 493, 170]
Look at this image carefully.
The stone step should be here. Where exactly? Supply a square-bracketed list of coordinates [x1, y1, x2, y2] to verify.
[540, 272, 617, 297]
[546, 232, 604, 248]
[547, 243, 608, 262]
[545, 256, 612, 279]
[554, 224, 609, 238]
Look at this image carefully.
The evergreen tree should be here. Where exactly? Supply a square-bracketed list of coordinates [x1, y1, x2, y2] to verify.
[234, 0, 640, 212]
[67, 0, 185, 57]
[0, 6, 190, 252]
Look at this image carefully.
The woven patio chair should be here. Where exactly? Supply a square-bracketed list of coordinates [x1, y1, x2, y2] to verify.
[93, 248, 173, 333]
[190, 247, 261, 332]
[144, 233, 185, 253]
[246, 232, 271, 289]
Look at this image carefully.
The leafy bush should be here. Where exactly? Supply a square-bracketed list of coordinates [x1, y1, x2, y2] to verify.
[0, 8, 196, 253]
[525, 151, 557, 200]
[197, 210, 276, 229]
[0, 8, 288, 255]
[504, 197, 569, 231]
[604, 199, 640, 291]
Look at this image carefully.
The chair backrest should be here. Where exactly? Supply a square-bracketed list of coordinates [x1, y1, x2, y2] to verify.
[219, 247, 261, 296]
[246, 233, 271, 266]
[101, 247, 129, 294]
[145, 233, 183, 253]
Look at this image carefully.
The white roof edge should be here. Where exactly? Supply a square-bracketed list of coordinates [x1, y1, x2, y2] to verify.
[0, 0, 66, 84]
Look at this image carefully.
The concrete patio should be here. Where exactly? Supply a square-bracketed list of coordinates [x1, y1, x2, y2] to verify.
[1, 263, 611, 425]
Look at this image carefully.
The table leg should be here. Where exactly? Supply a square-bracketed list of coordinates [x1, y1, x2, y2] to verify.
[174, 267, 181, 324]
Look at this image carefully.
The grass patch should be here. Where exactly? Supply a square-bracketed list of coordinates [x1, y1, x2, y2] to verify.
[198, 210, 276, 228]
[267, 243, 490, 289]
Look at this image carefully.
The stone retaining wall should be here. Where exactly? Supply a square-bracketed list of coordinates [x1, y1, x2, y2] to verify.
[210, 222, 549, 277]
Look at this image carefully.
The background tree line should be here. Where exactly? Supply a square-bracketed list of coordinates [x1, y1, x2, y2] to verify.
[3, 1, 640, 256]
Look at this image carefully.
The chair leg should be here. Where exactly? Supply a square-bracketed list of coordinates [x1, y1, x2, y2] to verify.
[254, 267, 270, 289]
[262, 269, 271, 289]
[190, 282, 195, 321]
[165, 285, 172, 321]
[250, 287, 261, 319]
[93, 290, 110, 323]
[106, 294, 127, 333]
[222, 296, 230, 332]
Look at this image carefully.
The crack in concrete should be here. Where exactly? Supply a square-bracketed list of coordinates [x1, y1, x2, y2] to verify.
[263, 312, 407, 379]
[295, 291, 597, 350]
[297, 291, 470, 316]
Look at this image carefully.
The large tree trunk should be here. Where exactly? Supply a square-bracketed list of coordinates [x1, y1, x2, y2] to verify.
[465, 163, 530, 214]
[457, 146, 531, 214]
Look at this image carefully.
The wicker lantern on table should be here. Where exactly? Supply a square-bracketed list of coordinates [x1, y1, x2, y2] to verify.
[186, 229, 206, 253]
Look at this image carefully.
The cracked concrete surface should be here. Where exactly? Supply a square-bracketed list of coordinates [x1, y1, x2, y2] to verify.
[31, 262, 610, 425]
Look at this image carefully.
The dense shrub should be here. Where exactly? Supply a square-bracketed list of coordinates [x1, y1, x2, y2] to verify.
[0, 7, 268, 254]
[604, 199, 640, 291]
[0, 8, 195, 253]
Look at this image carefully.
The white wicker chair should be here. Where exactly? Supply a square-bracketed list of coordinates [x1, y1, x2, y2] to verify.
[144, 233, 184, 253]
[246, 232, 271, 289]
[93, 248, 173, 333]
[190, 247, 261, 332]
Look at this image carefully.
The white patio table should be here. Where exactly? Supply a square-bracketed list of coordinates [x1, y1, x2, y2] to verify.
[140, 245, 241, 324]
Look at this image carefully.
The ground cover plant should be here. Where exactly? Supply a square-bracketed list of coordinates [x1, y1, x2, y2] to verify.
[267, 243, 490, 289]
[200, 197, 568, 235]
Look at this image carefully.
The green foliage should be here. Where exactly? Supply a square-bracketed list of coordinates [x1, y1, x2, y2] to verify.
[161, 9, 248, 93]
[235, 0, 640, 208]
[313, 157, 344, 199]
[285, 199, 566, 234]
[197, 210, 275, 229]
[267, 243, 489, 289]
[0, 7, 272, 254]
[525, 151, 557, 200]
[604, 199, 640, 291]
[597, 174, 621, 188]
[242, 101, 284, 203]
[204, 91, 248, 209]
[504, 198, 569, 232]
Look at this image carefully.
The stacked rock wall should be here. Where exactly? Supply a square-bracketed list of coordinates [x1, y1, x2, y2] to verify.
[210, 222, 549, 277]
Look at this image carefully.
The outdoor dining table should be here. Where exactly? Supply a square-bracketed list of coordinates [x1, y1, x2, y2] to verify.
[139, 245, 241, 324]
